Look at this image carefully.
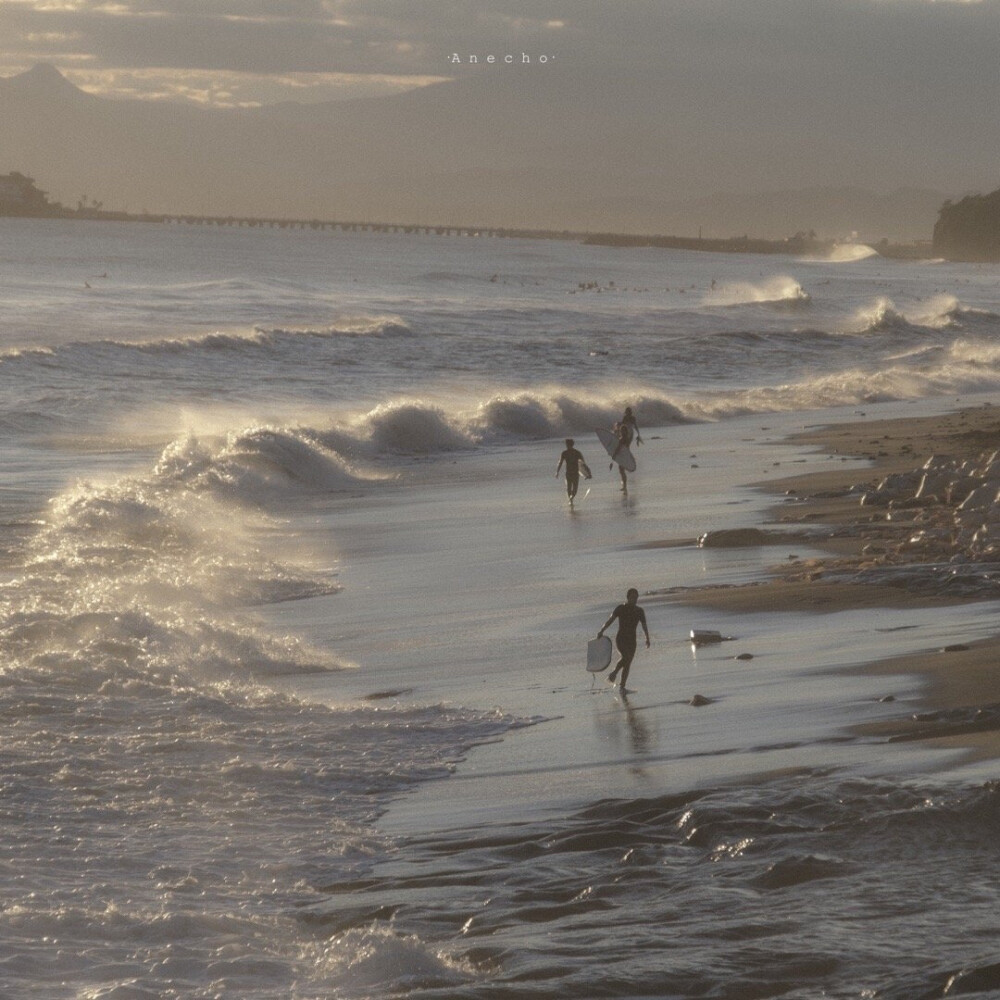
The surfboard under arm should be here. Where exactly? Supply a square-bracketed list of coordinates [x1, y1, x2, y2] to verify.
[595, 428, 636, 473]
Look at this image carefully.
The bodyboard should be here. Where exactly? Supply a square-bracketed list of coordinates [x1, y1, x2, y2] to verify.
[595, 427, 636, 472]
[587, 635, 613, 672]
[580, 461, 592, 480]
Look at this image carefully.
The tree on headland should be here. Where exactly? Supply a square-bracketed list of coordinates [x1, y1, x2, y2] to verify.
[0, 171, 62, 216]
[0, 171, 125, 220]
[932, 188, 1000, 262]
[77, 194, 104, 214]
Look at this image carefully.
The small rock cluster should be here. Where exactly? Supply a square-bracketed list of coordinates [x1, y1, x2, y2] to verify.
[855, 451, 1000, 564]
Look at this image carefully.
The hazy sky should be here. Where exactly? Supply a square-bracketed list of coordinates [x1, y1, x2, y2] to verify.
[1, 0, 999, 112]
[2, 0, 999, 230]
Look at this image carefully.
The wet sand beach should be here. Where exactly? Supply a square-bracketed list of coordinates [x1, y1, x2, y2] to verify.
[678, 402, 1000, 761]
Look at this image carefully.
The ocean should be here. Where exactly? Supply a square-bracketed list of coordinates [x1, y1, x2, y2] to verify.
[2, 217, 999, 999]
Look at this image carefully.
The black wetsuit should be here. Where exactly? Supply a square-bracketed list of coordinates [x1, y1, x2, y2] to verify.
[607, 602, 648, 686]
[559, 446, 585, 499]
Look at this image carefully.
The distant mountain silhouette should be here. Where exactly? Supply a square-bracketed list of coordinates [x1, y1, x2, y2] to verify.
[4, 62, 88, 100]
[0, 64, 945, 239]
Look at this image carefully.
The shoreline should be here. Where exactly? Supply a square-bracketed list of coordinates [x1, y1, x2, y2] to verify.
[673, 401, 1000, 761]
[583, 231, 934, 260]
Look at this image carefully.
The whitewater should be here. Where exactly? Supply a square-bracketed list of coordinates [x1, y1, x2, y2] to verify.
[2, 217, 1000, 999]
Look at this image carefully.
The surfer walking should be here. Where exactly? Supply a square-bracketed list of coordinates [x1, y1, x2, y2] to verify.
[609, 423, 632, 491]
[556, 438, 589, 503]
[609, 407, 642, 491]
[619, 406, 643, 448]
[597, 588, 650, 690]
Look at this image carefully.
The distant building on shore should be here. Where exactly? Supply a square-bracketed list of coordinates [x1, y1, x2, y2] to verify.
[933, 188, 1000, 262]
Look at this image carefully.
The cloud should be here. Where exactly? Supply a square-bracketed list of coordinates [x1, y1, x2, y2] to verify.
[63, 65, 449, 104]
[0, 0, 448, 87]
[1, 0, 1000, 128]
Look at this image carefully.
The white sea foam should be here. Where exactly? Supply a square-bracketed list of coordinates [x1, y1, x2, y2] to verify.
[908, 293, 963, 328]
[0, 344, 55, 363]
[821, 243, 880, 262]
[685, 361, 994, 419]
[703, 275, 810, 307]
[851, 296, 912, 333]
[848, 295, 1000, 337]
[362, 401, 476, 454]
[256, 313, 414, 339]
[317, 926, 475, 994]
[155, 426, 381, 500]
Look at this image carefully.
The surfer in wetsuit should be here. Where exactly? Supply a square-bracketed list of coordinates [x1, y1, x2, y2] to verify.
[556, 438, 587, 503]
[597, 587, 650, 690]
[609, 423, 631, 491]
[609, 407, 642, 492]
[619, 406, 643, 448]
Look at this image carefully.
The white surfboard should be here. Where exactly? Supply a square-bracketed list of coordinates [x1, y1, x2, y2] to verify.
[587, 635, 613, 672]
[595, 427, 636, 472]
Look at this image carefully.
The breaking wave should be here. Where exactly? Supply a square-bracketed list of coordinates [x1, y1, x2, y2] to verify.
[704, 275, 811, 308]
[822, 243, 880, 262]
[852, 295, 1000, 335]
[156, 426, 380, 498]
[154, 349, 1000, 483]
[255, 314, 414, 340]
[687, 357, 1000, 420]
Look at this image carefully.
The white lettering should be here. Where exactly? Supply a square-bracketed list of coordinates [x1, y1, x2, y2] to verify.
[447, 52, 553, 66]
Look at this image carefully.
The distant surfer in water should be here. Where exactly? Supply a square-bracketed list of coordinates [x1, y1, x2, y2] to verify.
[596, 588, 650, 690]
[556, 438, 589, 503]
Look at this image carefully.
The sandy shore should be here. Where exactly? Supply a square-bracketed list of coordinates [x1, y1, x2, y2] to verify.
[674, 402, 1000, 761]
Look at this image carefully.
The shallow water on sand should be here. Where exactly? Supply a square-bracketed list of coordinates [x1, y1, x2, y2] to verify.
[274, 412, 1000, 999]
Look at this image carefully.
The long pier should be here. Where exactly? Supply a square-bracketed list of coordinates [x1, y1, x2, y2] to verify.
[129, 212, 576, 241]
[3, 206, 934, 259]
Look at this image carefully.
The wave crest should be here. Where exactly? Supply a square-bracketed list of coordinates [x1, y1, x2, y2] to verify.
[704, 275, 811, 308]
[363, 402, 475, 454]
[155, 426, 377, 499]
[854, 297, 911, 333]
[311, 392, 689, 458]
[808, 243, 879, 262]
[852, 295, 1000, 336]
[256, 314, 413, 340]
[0, 314, 414, 369]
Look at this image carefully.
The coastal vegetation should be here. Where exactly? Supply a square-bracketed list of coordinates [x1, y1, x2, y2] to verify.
[0, 171, 126, 220]
[0, 171, 62, 216]
[932, 188, 1000, 262]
